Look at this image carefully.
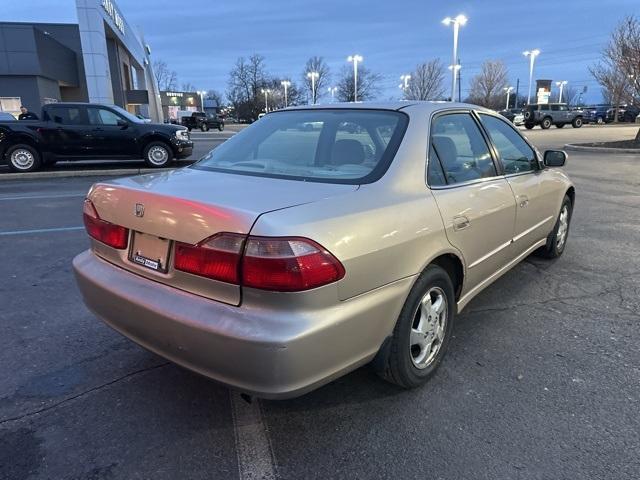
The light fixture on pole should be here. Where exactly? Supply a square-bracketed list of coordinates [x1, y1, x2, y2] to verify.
[281, 80, 291, 107]
[523, 49, 540, 105]
[504, 86, 514, 109]
[261, 88, 271, 112]
[307, 71, 319, 104]
[328, 86, 337, 102]
[442, 14, 467, 102]
[347, 54, 363, 102]
[399, 74, 411, 98]
[555, 80, 568, 103]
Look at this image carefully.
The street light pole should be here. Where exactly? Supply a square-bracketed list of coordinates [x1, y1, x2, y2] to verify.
[399, 74, 411, 98]
[442, 14, 467, 102]
[261, 89, 270, 112]
[198, 90, 206, 112]
[328, 86, 337, 102]
[307, 71, 319, 104]
[347, 55, 363, 102]
[555, 80, 567, 103]
[523, 49, 540, 105]
[504, 86, 514, 109]
[281, 80, 291, 108]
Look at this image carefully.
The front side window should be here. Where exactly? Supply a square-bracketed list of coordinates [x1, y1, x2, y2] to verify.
[430, 113, 497, 185]
[88, 108, 122, 126]
[194, 109, 408, 184]
[479, 114, 537, 174]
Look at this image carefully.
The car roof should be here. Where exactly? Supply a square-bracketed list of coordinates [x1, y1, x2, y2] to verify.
[282, 101, 494, 116]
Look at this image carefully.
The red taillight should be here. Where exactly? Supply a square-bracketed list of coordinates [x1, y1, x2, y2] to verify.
[242, 237, 345, 291]
[173, 234, 345, 292]
[174, 233, 244, 284]
[83, 199, 129, 249]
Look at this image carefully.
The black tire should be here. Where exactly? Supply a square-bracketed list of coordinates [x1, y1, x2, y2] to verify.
[6, 144, 41, 173]
[538, 195, 573, 259]
[556, 123, 565, 128]
[187, 127, 192, 132]
[218, 123, 224, 132]
[524, 123, 535, 130]
[378, 265, 455, 389]
[201, 124, 209, 132]
[541, 117, 552, 129]
[596, 116, 604, 125]
[143, 141, 173, 168]
[572, 117, 583, 128]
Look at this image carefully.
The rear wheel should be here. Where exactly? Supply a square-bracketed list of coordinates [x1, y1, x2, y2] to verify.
[218, 123, 224, 132]
[572, 117, 583, 128]
[201, 123, 209, 132]
[541, 117, 552, 129]
[538, 195, 572, 259]
[143, 141, 173, 168]
[7, 144, 41, 173]
[378, 265, 455, 389]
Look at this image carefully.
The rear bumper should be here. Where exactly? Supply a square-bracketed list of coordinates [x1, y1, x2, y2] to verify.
[73, 250, 412, 399]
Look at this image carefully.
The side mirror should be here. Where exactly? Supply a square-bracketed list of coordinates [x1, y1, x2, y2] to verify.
[117, 119, 128, 128]
[544, 150, 567, 167]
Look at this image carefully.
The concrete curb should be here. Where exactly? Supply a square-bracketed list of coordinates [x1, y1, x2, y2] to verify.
[564, 143, 640, 154]
[0, 167, 176, 181]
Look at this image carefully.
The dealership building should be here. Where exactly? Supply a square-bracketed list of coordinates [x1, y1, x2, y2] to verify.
[0, 0, 163, 121]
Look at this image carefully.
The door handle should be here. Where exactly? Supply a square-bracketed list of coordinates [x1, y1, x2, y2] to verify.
[453, 215, 470, 231]
[518, 195, 529, 208]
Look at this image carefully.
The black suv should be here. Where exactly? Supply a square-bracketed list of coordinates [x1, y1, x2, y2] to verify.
[181, 112, 225, 132]
[523, 103, 584, 129]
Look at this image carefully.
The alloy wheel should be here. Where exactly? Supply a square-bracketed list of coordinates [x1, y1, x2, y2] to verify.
[556, 206, 569, 250]
[409, 287, 448, 369]
[148, 146, 169, 165]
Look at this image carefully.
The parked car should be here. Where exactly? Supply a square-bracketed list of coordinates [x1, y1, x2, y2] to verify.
[523, 103, 584, 129]
[181, 111, 225, 132]
[605, 105, 640, 123]
[581, 105, 611, 124]
[73, 102, 574, 399]
[0, 103, 193, 172]
[0, 112, 16, 121]
[499, 108, 524, 126]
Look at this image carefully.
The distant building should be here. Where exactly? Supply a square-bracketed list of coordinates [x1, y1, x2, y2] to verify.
[160, 91, 202, 122]
[0, 0, 162, 121]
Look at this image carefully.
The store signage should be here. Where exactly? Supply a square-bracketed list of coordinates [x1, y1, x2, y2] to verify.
[165, 92, 183, 97]
[101, 0, 125, 35]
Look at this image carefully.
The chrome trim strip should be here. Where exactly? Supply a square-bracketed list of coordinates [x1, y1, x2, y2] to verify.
[468, 239, 513, 269]
[513, 215, 554, 243]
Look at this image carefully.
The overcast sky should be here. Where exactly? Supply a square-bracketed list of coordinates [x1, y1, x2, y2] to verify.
[3, 0, 637, 103]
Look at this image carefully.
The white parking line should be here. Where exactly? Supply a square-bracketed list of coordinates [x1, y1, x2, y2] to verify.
[0, 193, 85, 201]
[230, 392, 276, 480]
[0, 226, 84, 236]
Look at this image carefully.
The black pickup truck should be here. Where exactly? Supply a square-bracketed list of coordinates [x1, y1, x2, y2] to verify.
[181, 112, 224, 132]
[0, 103, 193, 172]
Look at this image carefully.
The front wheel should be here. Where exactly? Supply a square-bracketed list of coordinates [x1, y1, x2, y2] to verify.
[378, 265, 455, 389]
[538, 195, 572, 259]
[143, 141, 173, 168]
[201, 124, 209, 132]
[596, 116, 604, 125]
[7, 144, 41, 173]
[572, 117, 583, 128]
[541, 117, 552, 129]
[218, 123, 224, 132]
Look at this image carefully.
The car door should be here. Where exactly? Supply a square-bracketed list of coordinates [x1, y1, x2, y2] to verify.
[87, 106, 138, 157]
[427, 111, 517, 293]
[477, 113, 558, 253]
[41, 106, 90, 156]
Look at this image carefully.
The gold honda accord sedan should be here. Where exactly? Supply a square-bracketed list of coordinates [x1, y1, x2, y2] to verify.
[73, 102, 574, 399]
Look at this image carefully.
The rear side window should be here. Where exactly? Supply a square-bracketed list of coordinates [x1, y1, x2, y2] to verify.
[48, 107, 85, 125]
[430, 113, 497, 185]
[194, 110, 408, 184]
[427, 145, 447, 186]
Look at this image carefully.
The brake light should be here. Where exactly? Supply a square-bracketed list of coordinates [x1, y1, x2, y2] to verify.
[173, 234, 345, 291]
[83, 199, 129, 249]
[174, 233, 244, 284]
[242, 237, 345, 291]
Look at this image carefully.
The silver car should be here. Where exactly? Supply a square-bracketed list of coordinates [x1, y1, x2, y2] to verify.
[74, 102, 574, 398]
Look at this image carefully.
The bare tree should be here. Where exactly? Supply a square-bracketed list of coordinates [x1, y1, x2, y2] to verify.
[467, 60, 509, 109]
[153, 59, 177, 90]
[226, 54, 269, 120]
[405, 59, 446, 100]
[301, 56, 330, 104]
[181, 82, 197, 92]
[336, 65, 382, 102]
[205, 89, 224, 106]
[590, 15, 640, 126]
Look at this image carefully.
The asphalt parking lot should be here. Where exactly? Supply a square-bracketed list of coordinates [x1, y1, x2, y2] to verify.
[1, 125, 639, 479]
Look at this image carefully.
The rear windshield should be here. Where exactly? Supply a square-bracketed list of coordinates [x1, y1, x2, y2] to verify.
[193, 109, 408, 184]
